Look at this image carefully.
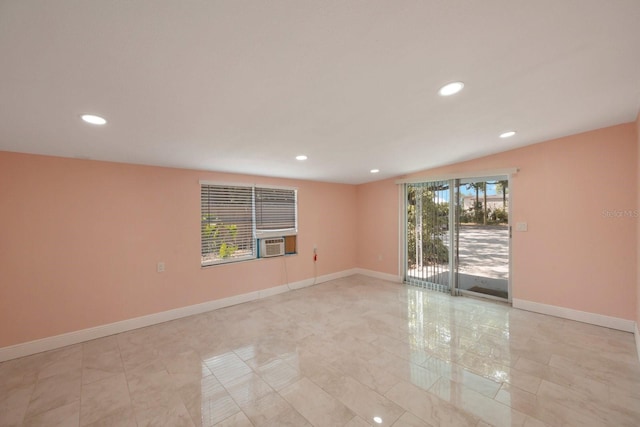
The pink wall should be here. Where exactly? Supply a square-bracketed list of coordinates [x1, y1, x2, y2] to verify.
[356, 178, 400, 275]
[357, 123, 638, 320]
[0, 152, 357, 348]
[2, 122, 637, 349]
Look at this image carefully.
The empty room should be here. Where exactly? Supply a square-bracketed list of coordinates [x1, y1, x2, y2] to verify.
[1, 1, 640, 426]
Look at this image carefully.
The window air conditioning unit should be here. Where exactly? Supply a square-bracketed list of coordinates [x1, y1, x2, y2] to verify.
[260, 237, 285, 258]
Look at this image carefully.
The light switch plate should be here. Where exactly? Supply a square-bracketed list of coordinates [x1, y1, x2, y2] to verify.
[516, 222, 528, 232]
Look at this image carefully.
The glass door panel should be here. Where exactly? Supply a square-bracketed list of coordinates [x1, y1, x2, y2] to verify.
[404, 181, 451, 293]
[404, 176, 510, 301]
[455, 176, 510, 300]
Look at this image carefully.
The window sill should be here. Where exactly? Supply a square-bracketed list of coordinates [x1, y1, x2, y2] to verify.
[201, 253, 297, 269]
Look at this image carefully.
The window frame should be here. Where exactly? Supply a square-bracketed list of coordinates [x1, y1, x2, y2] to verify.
[254, 184, 298, 239]
[200, 181, 297, 267]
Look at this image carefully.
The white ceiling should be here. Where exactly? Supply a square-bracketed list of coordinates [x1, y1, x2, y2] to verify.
[1, 1, 639, 184]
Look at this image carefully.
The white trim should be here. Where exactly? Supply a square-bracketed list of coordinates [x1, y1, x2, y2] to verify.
[635, 322, 640, 363]
[255, 230, 297, 239]
[0, 269, 356, 362]
[198, 180, 297, 191]
[255, 183, 298, 191]
[395, 168, 519, 185]
[513, 298, 635, 332]
[354, 268, 403, 283]
[199, 179, 253, 187]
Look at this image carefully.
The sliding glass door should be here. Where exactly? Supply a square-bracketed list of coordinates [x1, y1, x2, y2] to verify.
[454, 177, 510, 300]
[404, 180, 453, 293]
[403, 175, 511, 301]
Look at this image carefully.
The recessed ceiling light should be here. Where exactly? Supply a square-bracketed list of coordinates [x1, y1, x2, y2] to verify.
[370, 169, 380, 174]
[295, 155, 308, 161]
[438, 81, 464, 96]
[500, 131, 516, 138]
[373, 417, 383, 424]
[81, 114, 107, 125]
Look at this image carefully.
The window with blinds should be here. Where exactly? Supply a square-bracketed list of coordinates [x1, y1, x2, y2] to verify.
[201, 185, 255, 266]
[200, 183, 297, 266]
[255, 187, 296, 235]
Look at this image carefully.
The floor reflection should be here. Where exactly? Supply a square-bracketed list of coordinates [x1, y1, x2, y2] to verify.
[1, 276, 638, 426]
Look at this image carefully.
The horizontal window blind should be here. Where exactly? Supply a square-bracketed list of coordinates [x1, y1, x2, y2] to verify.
[201, 184, 255, 266]
[255, 187, 296, 231]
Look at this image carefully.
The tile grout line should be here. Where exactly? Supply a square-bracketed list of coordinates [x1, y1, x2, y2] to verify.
[117, 335, 139, 427]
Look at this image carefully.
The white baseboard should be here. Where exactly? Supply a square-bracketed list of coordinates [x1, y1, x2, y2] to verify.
[354, 268, 402, 283]
[512, 298, 635, 333]
[0, 269, 356, 362]
[635, 322, 640, 363]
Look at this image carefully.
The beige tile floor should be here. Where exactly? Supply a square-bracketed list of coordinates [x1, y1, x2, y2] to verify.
[2, 275, 640, 426]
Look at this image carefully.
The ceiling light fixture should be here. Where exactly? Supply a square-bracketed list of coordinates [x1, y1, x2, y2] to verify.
[81, 114, 107, 125]
[438, 81, 464, 96]
[370, 169, 380, 174]
[295, 155, 308, 161]
[373, 417, 383, 424]
[499, 131, 516, 138]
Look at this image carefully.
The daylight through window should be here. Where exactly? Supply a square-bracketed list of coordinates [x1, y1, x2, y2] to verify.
[200, 183, 297, 266]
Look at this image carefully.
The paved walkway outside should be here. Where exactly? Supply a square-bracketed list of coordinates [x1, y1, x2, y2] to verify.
[408, 225, 509, 292]
[457, 225, 509, 280]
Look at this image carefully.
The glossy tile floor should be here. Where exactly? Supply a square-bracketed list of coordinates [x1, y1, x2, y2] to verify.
[2, 275, 640, 426]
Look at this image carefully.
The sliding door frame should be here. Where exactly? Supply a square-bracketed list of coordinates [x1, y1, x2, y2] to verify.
[453, 175, 512, 302]
[398, 169, 517, 302]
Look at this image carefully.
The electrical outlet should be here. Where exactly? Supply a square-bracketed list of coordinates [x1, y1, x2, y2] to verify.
[157, 262, 165, 273]
[313, 245, 317, 254]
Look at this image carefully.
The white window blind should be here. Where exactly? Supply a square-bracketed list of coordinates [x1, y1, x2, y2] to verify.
[255, 187, 297, 232]
[201, 185, 255, 266]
